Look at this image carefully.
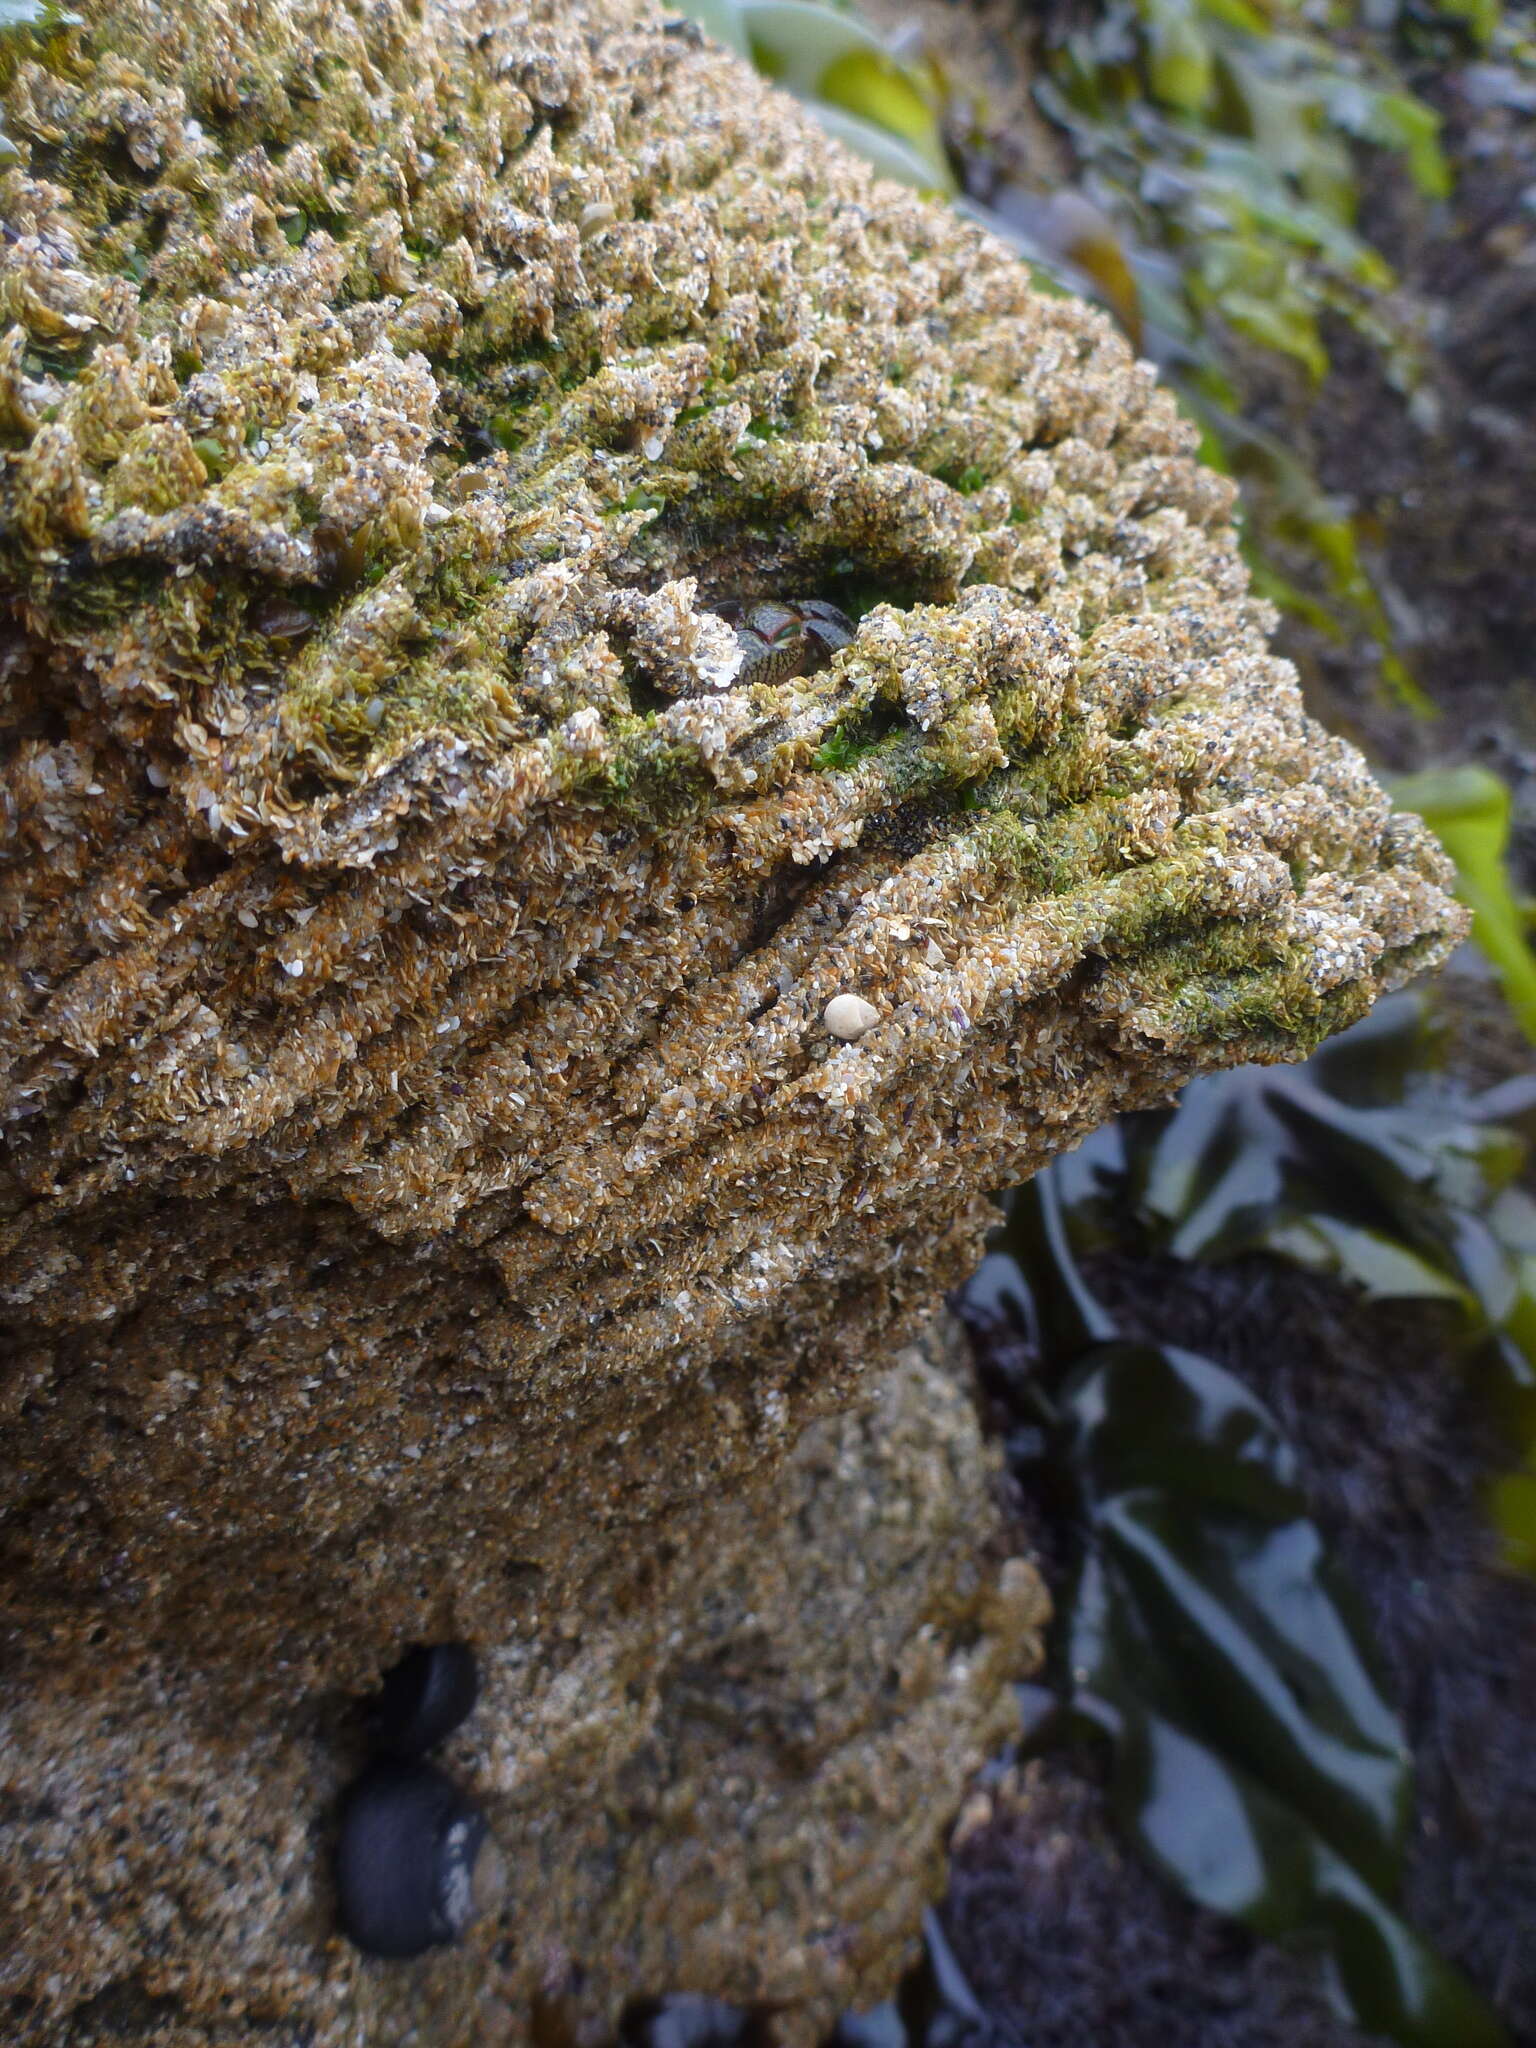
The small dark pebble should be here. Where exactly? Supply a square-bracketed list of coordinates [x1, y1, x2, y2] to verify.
[335, 1758, 494, 1959]
[368, 1641, 479, 1757]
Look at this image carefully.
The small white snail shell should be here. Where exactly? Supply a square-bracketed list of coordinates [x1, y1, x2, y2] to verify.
[823, 993, 881, 1042]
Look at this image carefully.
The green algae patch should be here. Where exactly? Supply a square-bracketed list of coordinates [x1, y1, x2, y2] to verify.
[0, 0, 1467, 1350]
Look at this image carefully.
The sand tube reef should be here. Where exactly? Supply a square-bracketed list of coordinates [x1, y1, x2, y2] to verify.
[0, 0, 1466, 2040]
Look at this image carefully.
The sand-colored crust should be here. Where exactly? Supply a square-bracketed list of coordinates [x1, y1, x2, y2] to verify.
[0, 1328, 1048, 2046]
[0, 0, 1462, 2037]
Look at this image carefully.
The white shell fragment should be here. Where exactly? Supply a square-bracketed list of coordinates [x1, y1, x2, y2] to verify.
[823, 994, 881, 1042]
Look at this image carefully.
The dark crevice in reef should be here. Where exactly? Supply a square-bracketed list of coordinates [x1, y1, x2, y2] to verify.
[54, 1978, 187, 2042]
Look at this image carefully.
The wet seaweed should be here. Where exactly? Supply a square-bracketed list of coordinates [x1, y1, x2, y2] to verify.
[1056, 1251, 1536, 2043]
[1049, 991, 1536, 1562]
[952, 1165, 1511, 2048]
[991, 0, 1491, 715]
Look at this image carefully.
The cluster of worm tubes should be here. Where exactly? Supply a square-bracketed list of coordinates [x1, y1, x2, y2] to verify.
[0, 0, 1462, 1669]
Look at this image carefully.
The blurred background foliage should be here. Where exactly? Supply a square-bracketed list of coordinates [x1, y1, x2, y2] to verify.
[1394, 766, 1536, 1040]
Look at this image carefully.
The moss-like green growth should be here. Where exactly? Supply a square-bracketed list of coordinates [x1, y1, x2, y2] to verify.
[0, 0, 1466, 1326]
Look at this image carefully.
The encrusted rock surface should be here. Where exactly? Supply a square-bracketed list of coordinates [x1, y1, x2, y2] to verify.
[2, 1325, 1046, 2045]
[0, 0, 1464, 2037]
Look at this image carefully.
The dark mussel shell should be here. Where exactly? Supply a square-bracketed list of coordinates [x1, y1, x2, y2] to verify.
[335, 1758, 494, 1959]
[368, 1641, 479, 1758]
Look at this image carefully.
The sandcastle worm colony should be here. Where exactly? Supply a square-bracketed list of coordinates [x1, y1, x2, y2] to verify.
[0, 0, 1466, 2040]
